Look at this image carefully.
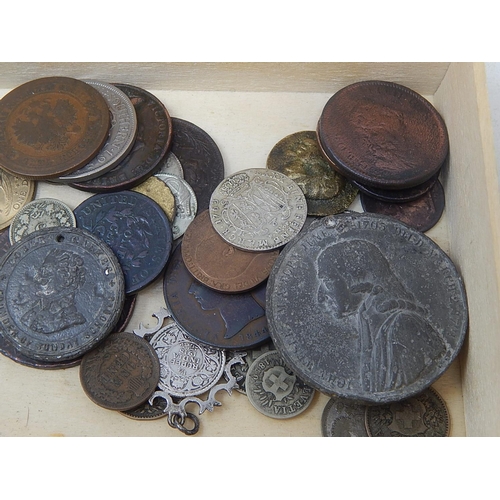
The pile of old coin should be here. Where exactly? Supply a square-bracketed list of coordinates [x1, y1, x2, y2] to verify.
[0, 76, 468, 436]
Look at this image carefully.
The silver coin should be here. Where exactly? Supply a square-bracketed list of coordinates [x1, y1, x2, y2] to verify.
[0, 226, 125, 362]
[155, 151, 184, 179]
[56, 80, 138, 182]
[9, 198, 76, 244]
[155, 172, 197, 239]
[209, 168, 307, 251]
[148, 319, 225, 398]
[245, 350, 315, 419]
[321, 397, 369, 437]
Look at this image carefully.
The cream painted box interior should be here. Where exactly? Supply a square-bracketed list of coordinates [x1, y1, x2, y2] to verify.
[0, 62, 496, 437]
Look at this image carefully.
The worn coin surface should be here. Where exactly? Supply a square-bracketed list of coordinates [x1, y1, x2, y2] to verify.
[9, 198, 76, 244]
[154, 151, 184, 179]
[317, 80, 449, 189]
[245, 350, 315, 419]
[182, 210, 279, 293]
[164, 244, 270, 349]
[0, 226, 125, 362]
[71, 83, 172, 192]
[153, 172, 197, 238]
[57, 80, 138, 183]
[266, 212, 468, 404]
[120, 397, 167, 420]
[170, 117, 224, 214]
[132, 175, 176, 223]
[360, 180, 445, 232]
[210, 168, 307, 251]
[74, 191, 173, 295]
[0, 76, 110, 179]
[267, 131, 358, 215]
[147, 318, 226, 398]
[321, 397, 369, 437]
[80, 331, 160, 411]
[365, 387, 450, 437]
[0, 169, 36, 230]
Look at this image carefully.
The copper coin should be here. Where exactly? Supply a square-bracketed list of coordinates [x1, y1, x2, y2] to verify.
[115, 294, 137, 333]
[164, 243, 270, 350]
[317, 80, 449, 189]
[360, 180, 445, 232]
[80, 331, 160, 411]
[170, 117, 224, 214]
[0, 169, 36, 230]
[71, 84, 172, 192]
[182, 210, 279, 293]
[267, 131, 358, 216]
[0, 77, 111, 179]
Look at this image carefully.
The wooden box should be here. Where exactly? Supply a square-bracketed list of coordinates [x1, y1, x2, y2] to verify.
[0, 62, 496, 437]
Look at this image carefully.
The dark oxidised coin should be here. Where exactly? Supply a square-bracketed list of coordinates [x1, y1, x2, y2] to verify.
[71, 84, 172, 192]
[0, 226, 125, 362]
[361, 180, 445, 232]
[170, 117, 224, 214]
[121, 397, 167, 420]
[74, 191, 173, 295]
[365, 386, 450, 437]
[80, 331, 160, 411]
[0, 77, 110, 180]
[321, 397, 369, 437]
[0, 228, 11, 260]
[164, 244, 270, 349]
[317, 80, 449, 189]
[266, 212, 468, 405]
[182, 209, 279, 293]
[115, 294, 137, 333]
[267, 131, 358, 216]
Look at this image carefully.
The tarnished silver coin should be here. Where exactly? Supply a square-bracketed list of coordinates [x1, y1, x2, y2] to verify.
[209, 168, 307, 251]
[321, 397, 369, 437]
[266, 212, 468, 405]
[120, 397, 168, 421]
[245, 350, 315, 419]
[57, 80, 138, 182]
[9, 198, 76, 244]
[148, 318, 226, 398]
[154, 172, 197, 239]
[365, 387, 450, 437]
[0, 226, 125, 362]
[155, 151, 184, 179]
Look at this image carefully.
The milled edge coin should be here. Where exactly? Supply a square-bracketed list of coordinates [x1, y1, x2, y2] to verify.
[209, 168, 307, 251]
[245, 350, 315, 419]
[321, 397, 369, 437]
[80, 331, 161, 411]
[0, 170, 36, 230]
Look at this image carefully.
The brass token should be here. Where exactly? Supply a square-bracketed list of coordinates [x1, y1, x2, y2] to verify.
[132, 175, 176, 223]
[0, 77, 111, 179]
[0, 168, 36, 230]
[267, 131, 358, 216]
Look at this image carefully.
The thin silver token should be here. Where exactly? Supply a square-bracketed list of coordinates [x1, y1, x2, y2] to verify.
[155, 151, 184, 179]
[245, 350, 315, 419]
[209, 168, 307, 251]
[321, 397, 369, 437]
[155, 172, 197, 239]
[9, 198, 76, 244]
[56, 80, 138, 182]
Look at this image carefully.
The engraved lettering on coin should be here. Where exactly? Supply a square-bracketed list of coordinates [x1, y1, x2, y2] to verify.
[0, 170, 36, 230]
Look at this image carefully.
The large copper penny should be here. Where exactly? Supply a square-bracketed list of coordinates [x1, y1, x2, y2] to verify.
[71, 84, 172, 192]
[182, 210, 279, 293]
[317, 80, 449, 189]
[164, 244, 270, 350]
[0, 169, 36, 230]
[80, 331, 160, 411]
[360, 180, 445, 232]
[0, 77, 110, 179]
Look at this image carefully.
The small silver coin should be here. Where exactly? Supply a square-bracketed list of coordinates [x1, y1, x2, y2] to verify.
[56, 80, 138, 182]
[209, 168, 307, 251]
[9, 198, 76, 244]
[154, 172, 197, 239]
[321, 397, 369, 437]
[245, 350, 315, 419]
[155, 151, 184, 179]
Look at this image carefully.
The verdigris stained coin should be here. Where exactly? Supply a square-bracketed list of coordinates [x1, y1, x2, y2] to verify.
[80, 331, 160, 411]
[365, 387, 450, 437]
[267, 131, 358, 216]
[0, 226, 125, 362]
[266, 212, 468, 404]
[0, 169, 36, 230]
[321, 397, 369, 437]
[210, 168, 307, 251]
[170, 117, 224, 214]
[245, 350, 315, 419]
[74, 191, 173, 295]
